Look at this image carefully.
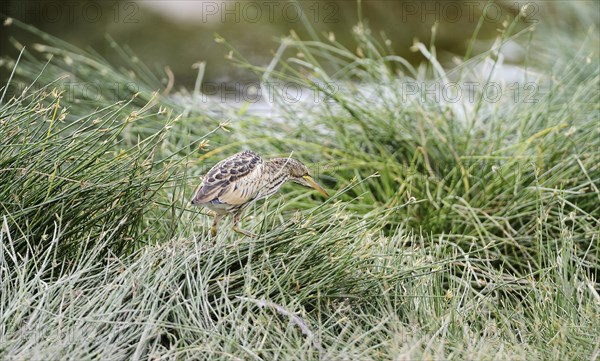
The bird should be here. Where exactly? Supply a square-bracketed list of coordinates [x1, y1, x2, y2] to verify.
[190, 150, 329, 238]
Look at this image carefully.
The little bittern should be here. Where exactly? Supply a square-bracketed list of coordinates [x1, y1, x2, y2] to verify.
[191, 150, 329, 238]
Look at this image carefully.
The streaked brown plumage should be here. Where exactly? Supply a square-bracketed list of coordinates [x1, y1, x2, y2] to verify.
[191, 150, 329, 238]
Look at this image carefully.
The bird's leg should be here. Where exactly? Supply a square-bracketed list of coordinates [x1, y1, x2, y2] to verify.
[232, 212, 257, 238]
[211, 213, 225, 239]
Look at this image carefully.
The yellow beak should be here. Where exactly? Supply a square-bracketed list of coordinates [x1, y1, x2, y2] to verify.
[303, 175, 329, 198]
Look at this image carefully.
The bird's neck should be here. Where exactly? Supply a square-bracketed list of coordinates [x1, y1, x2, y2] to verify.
[256, 159, 292, 199]
[265, 158, 292, 177]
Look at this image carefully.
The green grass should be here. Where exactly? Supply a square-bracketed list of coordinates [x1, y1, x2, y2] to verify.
[1, 5, 599, 361]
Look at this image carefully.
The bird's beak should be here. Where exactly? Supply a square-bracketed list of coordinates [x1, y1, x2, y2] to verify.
[303, 175, 329, 198]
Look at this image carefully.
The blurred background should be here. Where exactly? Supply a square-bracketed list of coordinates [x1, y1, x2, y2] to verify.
[1, 0, 598, 89]
[0, 1, 566, 85]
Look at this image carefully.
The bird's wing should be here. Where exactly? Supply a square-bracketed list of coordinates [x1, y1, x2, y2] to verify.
[192, 150, 264, 206]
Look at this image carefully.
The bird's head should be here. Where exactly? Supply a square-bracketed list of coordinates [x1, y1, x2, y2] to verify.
[273, 158, 329, 198]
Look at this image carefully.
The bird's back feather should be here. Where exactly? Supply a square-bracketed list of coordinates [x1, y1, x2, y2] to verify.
[192, 150, 265, 208]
